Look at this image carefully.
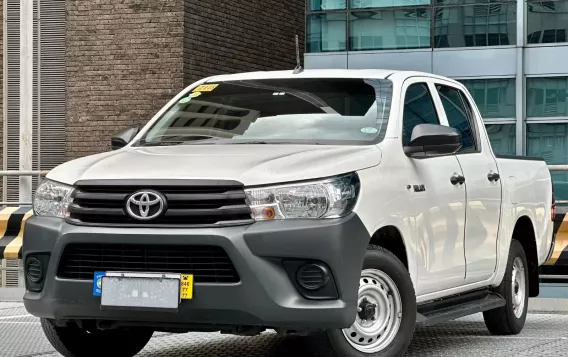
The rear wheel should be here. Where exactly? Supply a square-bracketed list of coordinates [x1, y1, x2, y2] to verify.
[483, 239, 529, 335]
[41, 318, 153, 357]
[310, 245, 416, 357]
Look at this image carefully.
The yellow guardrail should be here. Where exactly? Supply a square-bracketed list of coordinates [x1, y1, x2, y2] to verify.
[0, 207, 33, 260]
[545, 211, 567, 266]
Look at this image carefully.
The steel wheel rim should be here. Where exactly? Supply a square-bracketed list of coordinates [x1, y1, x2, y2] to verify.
[511, 257, 526, 318]
[342, 269, 403, 354]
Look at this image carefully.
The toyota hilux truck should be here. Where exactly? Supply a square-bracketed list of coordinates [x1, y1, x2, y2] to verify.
[23, 69, 555, 357]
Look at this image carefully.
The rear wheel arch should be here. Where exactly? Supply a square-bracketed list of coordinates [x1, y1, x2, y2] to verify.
[369, 226, 408, 270]
[511, 216, 539, 297]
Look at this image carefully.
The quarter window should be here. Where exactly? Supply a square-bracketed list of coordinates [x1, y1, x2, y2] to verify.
[402, 83, 441, 146]
[437, 85, 477, 152]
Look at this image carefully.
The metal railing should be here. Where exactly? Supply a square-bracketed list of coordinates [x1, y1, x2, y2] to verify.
[0, 170, 48, 206]
[547, 166, 568, 171]
[548, 166, 568, 205]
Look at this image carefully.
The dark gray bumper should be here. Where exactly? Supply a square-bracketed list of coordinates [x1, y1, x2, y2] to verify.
[22, 214, 370, 330]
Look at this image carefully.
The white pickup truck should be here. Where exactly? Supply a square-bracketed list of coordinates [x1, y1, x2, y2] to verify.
[23, 69, 555, 357]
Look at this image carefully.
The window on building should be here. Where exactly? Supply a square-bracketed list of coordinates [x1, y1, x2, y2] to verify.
[309, 0, 348, 10]
[527, 1, 568, 44]
[350, 0, 430, 9]
[402, 83, 440, 145]
[459, 78, 515, 119]
[456, 79, 515, 155]
[527, 77, 568, 118]
[350, 9, 431, 50]
[527, 123, 568, 200]
[433, 4, 516, 48]
[306, 0, 519, 52]
[435, 0, 509, 4]
[485, 124, 516, 155]
[437, 85, 477, 152]
[307, 13, 348, 52]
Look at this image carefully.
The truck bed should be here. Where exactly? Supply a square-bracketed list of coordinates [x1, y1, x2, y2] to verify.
[495, 154, 546, 162]
[495, 155, 553, 266]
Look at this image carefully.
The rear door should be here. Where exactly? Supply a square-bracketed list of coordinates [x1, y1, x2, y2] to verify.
[433, 82, 503, 284]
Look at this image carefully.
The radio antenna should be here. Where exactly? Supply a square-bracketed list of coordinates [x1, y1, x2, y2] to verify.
[293, 35, 303, 74]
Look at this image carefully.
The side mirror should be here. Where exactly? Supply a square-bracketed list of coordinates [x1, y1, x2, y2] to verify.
[111, 126, 140, 150]
[404, 124, 462, 157]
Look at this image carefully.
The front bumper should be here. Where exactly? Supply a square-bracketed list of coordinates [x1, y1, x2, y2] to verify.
[22, 213, 370, 330]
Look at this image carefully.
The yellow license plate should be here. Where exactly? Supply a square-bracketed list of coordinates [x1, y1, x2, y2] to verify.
[180, 274, 193, 300]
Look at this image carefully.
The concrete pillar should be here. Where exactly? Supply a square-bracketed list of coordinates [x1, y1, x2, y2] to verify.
[19, 0, 33, 202]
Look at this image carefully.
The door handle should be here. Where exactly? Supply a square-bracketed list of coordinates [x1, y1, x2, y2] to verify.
[451, 173, 465, 185]
[487, 171, 500, 182]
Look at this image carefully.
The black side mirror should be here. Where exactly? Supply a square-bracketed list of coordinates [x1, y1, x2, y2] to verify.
[111, 126, 140, 150]
[404, 124, 462, 157]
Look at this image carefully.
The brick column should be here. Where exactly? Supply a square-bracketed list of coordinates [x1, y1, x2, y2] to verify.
[183, 0, 306, 86]
[66, 0, 185, 159]
[66, 0, 306, 160]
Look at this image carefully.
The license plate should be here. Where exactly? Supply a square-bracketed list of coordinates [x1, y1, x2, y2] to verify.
[93, 272, 193, 310]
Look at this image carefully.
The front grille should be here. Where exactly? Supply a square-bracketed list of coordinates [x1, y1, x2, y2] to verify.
[67, 180, 253, 227]
[57, 244, 240, 283]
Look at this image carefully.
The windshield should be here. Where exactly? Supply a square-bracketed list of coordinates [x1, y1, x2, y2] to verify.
[134, 77, 393, 146]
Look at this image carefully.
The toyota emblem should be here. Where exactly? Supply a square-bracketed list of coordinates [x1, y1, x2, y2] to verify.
[126, 190, 166, 221]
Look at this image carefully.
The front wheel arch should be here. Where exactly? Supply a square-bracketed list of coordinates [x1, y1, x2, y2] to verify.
[369, 226, 408, 270]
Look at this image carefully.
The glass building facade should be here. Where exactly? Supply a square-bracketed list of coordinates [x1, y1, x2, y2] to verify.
[305, 0, 568, 200]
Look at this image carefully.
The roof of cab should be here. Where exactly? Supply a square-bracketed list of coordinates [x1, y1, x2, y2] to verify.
[204, 68, 460, 85]
[206, 69, 394, 82]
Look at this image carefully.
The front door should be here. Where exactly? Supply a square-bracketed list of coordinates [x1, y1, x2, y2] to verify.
[434, 83, 502, 284]
[402, 80, 467, 295]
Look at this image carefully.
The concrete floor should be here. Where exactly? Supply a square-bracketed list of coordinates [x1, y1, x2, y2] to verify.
[2, 302, 568, 357]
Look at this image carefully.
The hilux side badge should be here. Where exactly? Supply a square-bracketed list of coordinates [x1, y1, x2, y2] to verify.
[413, 185, 426, 192]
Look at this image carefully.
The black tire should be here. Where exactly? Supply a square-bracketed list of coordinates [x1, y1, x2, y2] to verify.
[40, 318, 153, 357]
[309, 245, 416, 357]
[483, 239, 529, 335]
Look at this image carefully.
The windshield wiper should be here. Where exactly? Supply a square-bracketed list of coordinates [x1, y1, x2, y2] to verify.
[162, 139, 322, 146]
[183, 138, 232, 145]
[139, 141, 185, 147]
[225, 141, 322, 145]
[139, 135, 223, 146]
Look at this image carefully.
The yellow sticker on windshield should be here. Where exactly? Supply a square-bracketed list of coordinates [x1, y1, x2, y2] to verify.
[193, 84, 218, 92]
[189, 92, 202, 98]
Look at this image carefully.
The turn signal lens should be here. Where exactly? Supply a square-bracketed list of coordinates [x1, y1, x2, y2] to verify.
[251, 206, 277, 221]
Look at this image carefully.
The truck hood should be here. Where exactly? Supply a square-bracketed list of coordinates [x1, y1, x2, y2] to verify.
[47, 144, 382, 186]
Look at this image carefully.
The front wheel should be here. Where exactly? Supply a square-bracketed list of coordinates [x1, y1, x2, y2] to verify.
[483, 239, 529, 335]
[40, 318, 153, 357]
[310, 245, 416, 357]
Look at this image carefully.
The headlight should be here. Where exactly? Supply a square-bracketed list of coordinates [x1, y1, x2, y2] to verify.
[245, 173, 360, 221]
[33, 180, 75, 218]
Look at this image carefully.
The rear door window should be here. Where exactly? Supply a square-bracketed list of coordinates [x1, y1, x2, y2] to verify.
[436, 85, 478, 153]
